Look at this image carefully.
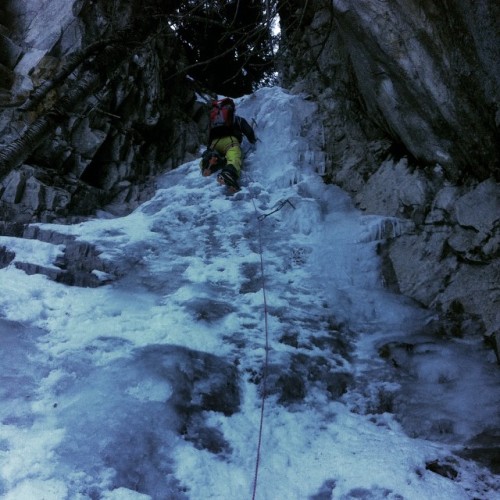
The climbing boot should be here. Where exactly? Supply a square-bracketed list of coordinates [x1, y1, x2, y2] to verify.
[201, 149, 226, 176]
[217, 165, 240, 192]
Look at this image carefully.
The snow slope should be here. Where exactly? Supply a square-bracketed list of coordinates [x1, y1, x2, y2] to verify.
[0, 87, 498, 499]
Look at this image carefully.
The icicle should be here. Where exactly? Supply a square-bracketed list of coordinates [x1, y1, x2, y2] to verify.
[358, 216, 415, 243]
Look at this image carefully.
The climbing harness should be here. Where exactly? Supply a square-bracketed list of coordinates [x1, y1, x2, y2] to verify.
[257, 198, 295, 221]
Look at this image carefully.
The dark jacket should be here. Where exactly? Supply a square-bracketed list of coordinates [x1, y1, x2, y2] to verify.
[208, 115, 257, 145]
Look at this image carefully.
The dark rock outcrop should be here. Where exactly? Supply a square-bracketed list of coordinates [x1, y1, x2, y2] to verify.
[279, 0, 499, 180]
[0, 0, 208, 223]
[0, 222, 119, 287]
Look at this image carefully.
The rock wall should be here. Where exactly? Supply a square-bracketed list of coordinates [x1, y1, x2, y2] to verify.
[1, 0, 498, 346]
[278, 0, 499, 343]
[0, 0, 208, 223]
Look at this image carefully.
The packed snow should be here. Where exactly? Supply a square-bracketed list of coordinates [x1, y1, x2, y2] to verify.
[0, 87, 498, 499]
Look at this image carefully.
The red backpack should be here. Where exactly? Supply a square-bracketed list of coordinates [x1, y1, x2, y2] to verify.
[210, 98, 235, 131]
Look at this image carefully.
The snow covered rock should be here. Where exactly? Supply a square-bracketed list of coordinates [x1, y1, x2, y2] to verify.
[381, 177, 500, 336]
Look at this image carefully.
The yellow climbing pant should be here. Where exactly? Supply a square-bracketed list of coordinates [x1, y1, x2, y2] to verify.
[210, 136, 242, 177]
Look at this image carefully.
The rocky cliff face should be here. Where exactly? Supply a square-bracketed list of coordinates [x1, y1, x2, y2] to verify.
[278, 0, 499, 346]
[0, 1, 498, 350]
[0, 0, 207, 223]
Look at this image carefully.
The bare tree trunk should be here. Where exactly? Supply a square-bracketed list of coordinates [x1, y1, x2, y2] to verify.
[19, 38, 125, 112]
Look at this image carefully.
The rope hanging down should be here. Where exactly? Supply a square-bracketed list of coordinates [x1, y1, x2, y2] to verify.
[251, 197, 270, 500]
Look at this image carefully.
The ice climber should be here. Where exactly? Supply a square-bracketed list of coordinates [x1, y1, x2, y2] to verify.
[200, 97, 257, 192]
